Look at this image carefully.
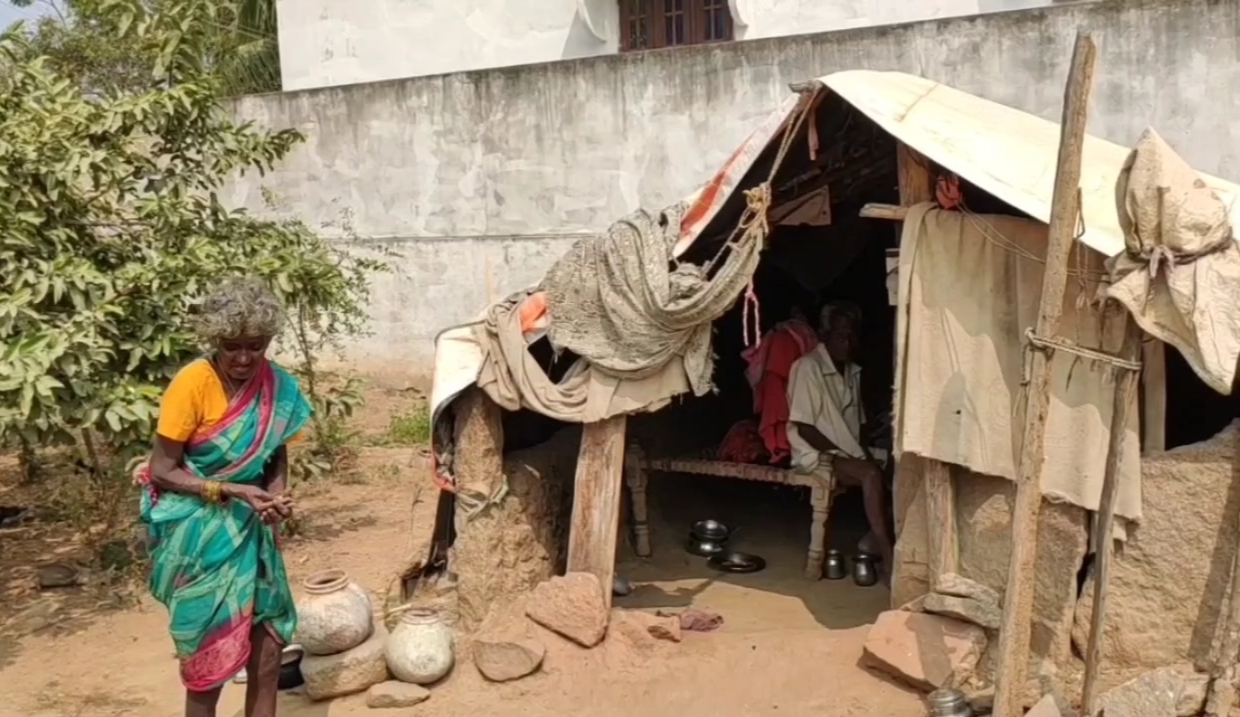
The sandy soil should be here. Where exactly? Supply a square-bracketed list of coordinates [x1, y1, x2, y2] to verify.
[0, 388, 924, 717]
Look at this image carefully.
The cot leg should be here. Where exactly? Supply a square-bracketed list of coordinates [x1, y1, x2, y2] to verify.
[805, 485, 833, 579]
[625, 446, 652, 558]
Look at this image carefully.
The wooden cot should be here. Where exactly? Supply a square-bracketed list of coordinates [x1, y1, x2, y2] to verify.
[623, 446, 840, 579]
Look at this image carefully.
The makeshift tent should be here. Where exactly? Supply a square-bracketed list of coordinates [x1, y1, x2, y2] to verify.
[429, 70, 1240, 439]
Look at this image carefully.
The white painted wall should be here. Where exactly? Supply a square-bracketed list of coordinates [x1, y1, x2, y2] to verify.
[238, 0, 1240, 375]
[276, 0, 1057, 91]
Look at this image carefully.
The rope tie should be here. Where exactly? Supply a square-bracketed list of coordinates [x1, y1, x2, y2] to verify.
[742, 281, 761, 348]
[1024, 328, 1142, 372]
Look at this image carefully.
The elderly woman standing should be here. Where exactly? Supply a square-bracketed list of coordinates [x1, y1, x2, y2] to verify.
[138, 277, 312, 717]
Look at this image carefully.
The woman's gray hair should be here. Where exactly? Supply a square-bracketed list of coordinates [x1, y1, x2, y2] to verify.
[818, 300, 862, 331]
[194, 277, 284, 342]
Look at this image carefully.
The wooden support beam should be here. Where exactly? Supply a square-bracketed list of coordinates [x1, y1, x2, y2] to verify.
[860, 203, 909, 221]
[895, 142, 959, 586]
[566, 415, 628, 610]
[993, 30, 1098, 717]
[1205, 463, 1240, 717]
[1141, 338, 1167, 453]
[1081, 316, 1143, 713]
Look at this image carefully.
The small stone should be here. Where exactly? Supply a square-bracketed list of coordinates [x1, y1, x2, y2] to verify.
[474, 638, 545, 682]
[862, 610, 987, 691]
[924, 592, 1002, 630]
[624, 610, 683, 643]
[898, 594, 927, 612]
[300, 623, 389, 700]
[1027, 691, 1077, 717]
[1098, 666, 1208, 717]
[525, 573, 608, 648]
[365, 681, 431, 709]
[646, 615, 681, 643]
[936, 573, 1002, 605]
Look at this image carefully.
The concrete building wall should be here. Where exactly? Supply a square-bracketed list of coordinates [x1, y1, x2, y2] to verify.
[275, 0, 1058, 91]
[232, 0, 1240, 377]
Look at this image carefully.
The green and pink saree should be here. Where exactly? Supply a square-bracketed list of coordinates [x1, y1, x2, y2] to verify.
[139, 360, 312, 692]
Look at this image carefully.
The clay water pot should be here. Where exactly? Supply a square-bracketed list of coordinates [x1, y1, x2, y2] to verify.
[295, 569, 373, 656]
[385, 608, 455, 685]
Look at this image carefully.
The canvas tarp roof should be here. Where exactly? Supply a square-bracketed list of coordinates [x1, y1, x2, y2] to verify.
[430, 70, 1240, 428]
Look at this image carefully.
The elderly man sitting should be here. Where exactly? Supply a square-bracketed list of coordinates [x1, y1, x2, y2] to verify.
[787, 301, 892, 575]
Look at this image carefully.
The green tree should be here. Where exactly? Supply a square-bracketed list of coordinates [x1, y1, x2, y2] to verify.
[0, 0, 382, 548]
[7, 0, 281, 95]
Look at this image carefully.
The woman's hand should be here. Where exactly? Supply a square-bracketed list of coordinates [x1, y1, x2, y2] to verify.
[227, 484, 280, 516]
[262, 493, 294, 525]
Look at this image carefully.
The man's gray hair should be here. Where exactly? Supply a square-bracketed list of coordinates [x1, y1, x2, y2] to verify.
[818, 300, 862, 330]
[194, 277, 284, 342]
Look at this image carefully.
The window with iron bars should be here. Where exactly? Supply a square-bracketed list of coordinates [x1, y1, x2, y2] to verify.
[620, 0, 735, 52]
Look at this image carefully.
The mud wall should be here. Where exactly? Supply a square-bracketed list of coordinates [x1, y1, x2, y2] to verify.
[1070, 422, 1240, 694]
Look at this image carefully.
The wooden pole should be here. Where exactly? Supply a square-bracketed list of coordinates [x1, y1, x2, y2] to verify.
[1141, 338, 1167, 453]
[992, 31, 1098, 717]
[1205, 424, 1240, 717]
[896, 142, 959, 585]
[1080, 316, 1142, 713]
[566, 415, 629, 610]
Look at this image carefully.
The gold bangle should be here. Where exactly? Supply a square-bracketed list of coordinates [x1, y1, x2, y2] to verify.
[204, 481, 222, 504]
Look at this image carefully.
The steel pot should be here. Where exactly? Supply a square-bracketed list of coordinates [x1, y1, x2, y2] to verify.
[824, 549, 847, 580]
[687, 535, 728, 557]
[852, 553, 879, 587]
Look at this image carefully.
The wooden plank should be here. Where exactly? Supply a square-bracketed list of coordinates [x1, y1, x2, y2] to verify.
[566, 415, 629, 609]
[992, 30, 1098, 717]
[896, 141, 959, 586]
[860, 203, 908, 220]
[1141, 338, 1167, 453]
[923, 459, 958, 585]
[1081, 316, 1143, 713]
[897, 143, 934, 202]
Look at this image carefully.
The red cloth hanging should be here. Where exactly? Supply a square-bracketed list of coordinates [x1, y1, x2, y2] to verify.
[741, 320, 818, 463]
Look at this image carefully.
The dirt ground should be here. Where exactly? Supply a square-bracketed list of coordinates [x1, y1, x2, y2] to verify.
[0, 386, 925, 717]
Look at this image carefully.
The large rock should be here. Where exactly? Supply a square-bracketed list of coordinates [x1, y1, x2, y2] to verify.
[1096, 665, 1209, 717]
[525, 572, 609, 647]
[1072, 423, 1240, 692]
[365, 681, 431, 709]
[300, 623, 390, 700]
[862, 610, 987, 691]
[956, 471, 1088, 696]
[924, 592, 1001, 630]
[936, 573, 1001, 605]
